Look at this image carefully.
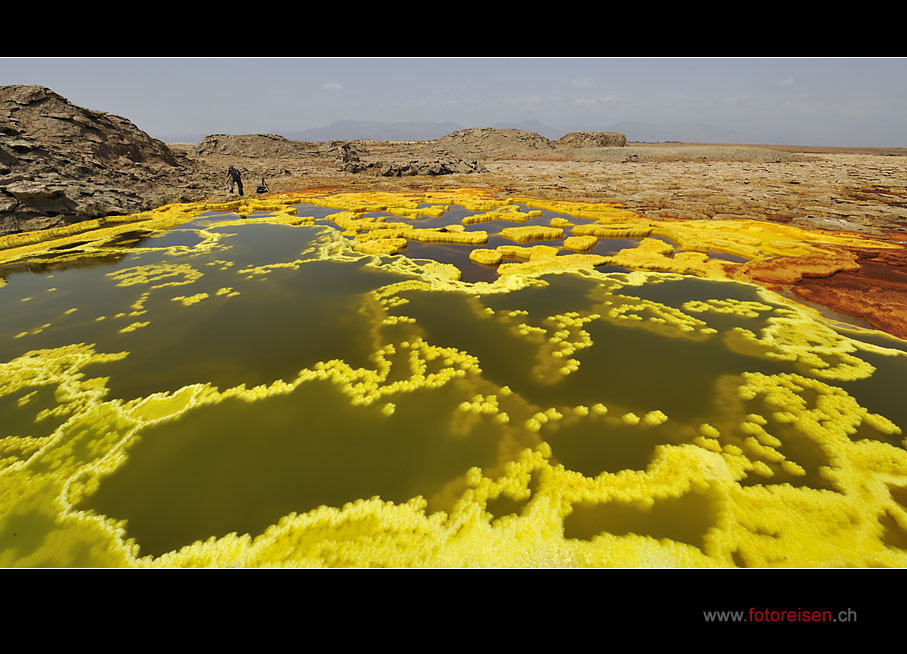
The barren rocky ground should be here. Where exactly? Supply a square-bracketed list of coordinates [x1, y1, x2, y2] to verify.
[3, 84, 907, 339]
[175, 131, 907, 238]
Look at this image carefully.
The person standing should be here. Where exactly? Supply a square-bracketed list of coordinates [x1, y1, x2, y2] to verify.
[227, 165, 244, 196]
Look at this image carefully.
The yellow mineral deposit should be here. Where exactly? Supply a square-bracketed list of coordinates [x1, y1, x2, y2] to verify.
[500, 225, 564, 243]
[461, 206, 541, 225]
[354, 238, 409, 256]
[495, 245, 559, 261]
[563, 235, 598, 252]
[1, 189, 907, 568]
[498, 254, 608, 276]
[409, 227, 487, 245]
[118, 321, 150, 333]
[171, 293, 210, 307]
[469, 249, 503, 266]
[600, 238, 731, 279]
[109, 263, 204, 290]
[682, 299, 775, 318]
[573, 223, 655, 240]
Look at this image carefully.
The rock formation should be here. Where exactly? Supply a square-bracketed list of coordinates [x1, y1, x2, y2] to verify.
[340, 155, 487, 176]
[330, 141, 366, 166]
[195, 133, 317, 158]
[0, 85, 203, 235]
[556, 131, 628, 148]
[439, 128, 556, 153]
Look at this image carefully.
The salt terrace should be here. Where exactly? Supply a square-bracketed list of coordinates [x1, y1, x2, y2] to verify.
[1, 188, 906, 567]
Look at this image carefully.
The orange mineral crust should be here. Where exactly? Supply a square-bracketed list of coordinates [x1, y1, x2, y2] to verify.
[789, 236, 907, 340]
[729, 250, 863, 288]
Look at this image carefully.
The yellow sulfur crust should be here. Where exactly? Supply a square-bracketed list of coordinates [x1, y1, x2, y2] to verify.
[2, 190, 907, 569]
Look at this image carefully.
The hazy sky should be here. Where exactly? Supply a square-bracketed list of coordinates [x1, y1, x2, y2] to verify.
[2, 57, 905, 146]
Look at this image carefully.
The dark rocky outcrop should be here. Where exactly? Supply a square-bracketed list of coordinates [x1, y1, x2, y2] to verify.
[331, 141, 367, 166]
[342, 157, 487, 176]
[0, 85, 204, 235]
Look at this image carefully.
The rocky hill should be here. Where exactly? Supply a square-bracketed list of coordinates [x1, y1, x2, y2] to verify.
[557, 131, 628, 148]
[439, 128, 557, 154]
[0, 85, 211, 235]
[194, 133, 318, 158]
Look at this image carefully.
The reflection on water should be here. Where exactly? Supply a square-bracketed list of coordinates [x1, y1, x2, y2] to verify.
[141, 229, 207, 249]
[1, 197, 906, 568]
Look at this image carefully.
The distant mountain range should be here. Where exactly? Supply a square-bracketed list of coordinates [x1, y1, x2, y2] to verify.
[163, 119, 754, 145]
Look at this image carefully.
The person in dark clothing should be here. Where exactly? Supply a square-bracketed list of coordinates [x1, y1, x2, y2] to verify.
[227, 165, 243, 196]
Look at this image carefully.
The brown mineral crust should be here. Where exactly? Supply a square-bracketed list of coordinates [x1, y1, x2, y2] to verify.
[787, 240, 907, 340]
[842, 184, 907, 209]
[729, 248, 863, 288]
